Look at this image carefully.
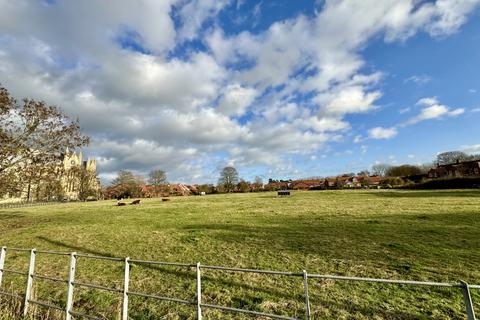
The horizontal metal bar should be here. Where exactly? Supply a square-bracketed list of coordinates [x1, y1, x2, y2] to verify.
[129, 259, 194, 268]
[0, 268, 28, 276]
[73, 281, 123, 293]
[127, 290, 194, 305]
[5, 248, 31, 252]
[32, 273, 67, 283]
[0, 290, 23, 299]
[75, 253, 124, 262]
[28, 299, 65, 312]
[201, 265, 302, 276]
[69, 310, 102, 320]
[470, 285, 480, 289]
[36, 249, 71, 256]
[201, 303, 299, 320]
[307, 274, 459, 287]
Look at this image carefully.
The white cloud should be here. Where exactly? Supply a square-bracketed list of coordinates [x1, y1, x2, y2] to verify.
[461, 144, 480, 154]
[218, 84, 257, 116]
[416, 97, 440, 106]
[368, 127, 398, 139]
[405, 97, 464, 125]
[405, 74, 431, 85]
[360, 145, 368, 155]
[177, 0, 232, 41]
[472, 108, 480, 113]
[317, 86, 382, 116]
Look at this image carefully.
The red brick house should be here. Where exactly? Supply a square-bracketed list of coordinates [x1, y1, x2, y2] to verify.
[428, 160, 480, 178]
[291, 179, 322, 190]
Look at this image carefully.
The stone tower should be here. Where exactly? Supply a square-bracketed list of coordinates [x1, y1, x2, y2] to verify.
[62, 150, 100, 200]
[63, 148, 83, 171]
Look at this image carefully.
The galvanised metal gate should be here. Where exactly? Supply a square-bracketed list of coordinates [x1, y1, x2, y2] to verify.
[0, 246, 478, 319]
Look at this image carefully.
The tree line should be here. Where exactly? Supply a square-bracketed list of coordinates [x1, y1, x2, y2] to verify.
[370, 151, 480, 178]
[106, 149, 480, 198]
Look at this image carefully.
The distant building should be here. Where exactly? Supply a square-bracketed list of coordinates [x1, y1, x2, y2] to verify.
[265, 179, 291, 190]
[1, 149, 100, 202]
[428, 160, 480, 179]
[62, 149, 101, 201]
[142, 184, 198, 197]
[291, 179, 322, 190]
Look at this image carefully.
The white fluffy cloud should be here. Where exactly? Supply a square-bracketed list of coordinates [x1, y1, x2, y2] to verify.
[317, 86, 382, 116]
[218, 84, 257, 116]
[405, 97, 464, 125]
[368, 127, 398, 139]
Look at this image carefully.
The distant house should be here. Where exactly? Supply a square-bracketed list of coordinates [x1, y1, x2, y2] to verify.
[291, 179, 322, 190]
[141, 183, 197, 197]
[170, 184, 196, 196]
[428, 160, 480, 179]
[141, 185, 156, 198]
[341, 176, 362, 188]
[265, 180, 291, 190]
[267, 175, 383, 191]
[323, 178, 337, 188]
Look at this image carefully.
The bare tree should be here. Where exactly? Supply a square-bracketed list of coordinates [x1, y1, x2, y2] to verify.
[218, 166, 239, 193]
[148, 169, 167, 197]
[371, 163, 391, 177]
[436, 151, 469, 165]
[0, 86, 89, 197]
[252, 176, 264, 192]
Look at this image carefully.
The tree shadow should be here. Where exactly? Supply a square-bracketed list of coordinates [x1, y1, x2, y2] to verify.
[37, 236, 118, 258]
[0, 212, 26, 220]
[35, 236, 300, 302]
[370, 190, 480, 198]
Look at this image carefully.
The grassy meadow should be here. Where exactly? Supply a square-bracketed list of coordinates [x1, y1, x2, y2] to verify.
[0, 189, 479, 319]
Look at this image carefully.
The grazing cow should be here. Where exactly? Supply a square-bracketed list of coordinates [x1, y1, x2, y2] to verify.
[117, 202, 127, 206]
[130, 199, 141, 205]
[162, 198, 170, 202]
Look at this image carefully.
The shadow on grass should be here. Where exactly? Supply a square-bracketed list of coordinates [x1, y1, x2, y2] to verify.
[369, 190, 480, 198]
[180, 210, 480, 274]
[36, 236, 302, 302]
[0, 212, 25, 220]
[313, 299, 434, 319]
[37, 236, 119, 258]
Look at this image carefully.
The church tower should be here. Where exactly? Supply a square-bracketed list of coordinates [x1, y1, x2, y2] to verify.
[61, 149, 101, 200]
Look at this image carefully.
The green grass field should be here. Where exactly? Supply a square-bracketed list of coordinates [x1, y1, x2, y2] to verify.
[0, 190, 479, 319]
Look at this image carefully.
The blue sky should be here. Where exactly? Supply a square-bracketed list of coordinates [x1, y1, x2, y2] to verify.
[0, 0, 479, 184]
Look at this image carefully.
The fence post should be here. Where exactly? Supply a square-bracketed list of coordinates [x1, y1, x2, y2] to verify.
[0, 246, 6, 288]
[65, 252, 77, 320]
[303, 270, 311, 320]
[460, 281, 476, 320]
[122, 257, 130, 320]
[23, 248, 36, 317]
[196, 262, 202, 320]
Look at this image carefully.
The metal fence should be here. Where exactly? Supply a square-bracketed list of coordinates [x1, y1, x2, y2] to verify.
[0, 246, 478, 320]
[0, 201, 62, 210]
